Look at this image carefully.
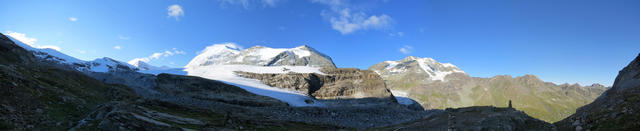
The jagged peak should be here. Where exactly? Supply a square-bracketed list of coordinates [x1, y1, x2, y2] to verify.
[492, 75, 514, 79]
[401, 56, 421, 61]
[588, 83, 607, 88]
[295, 44, 311, 49]
[517, 74, 541, 80]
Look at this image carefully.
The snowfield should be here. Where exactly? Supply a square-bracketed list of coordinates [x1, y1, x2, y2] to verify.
[185, 65, 326, 107]
[381, 56, 465, 82]
[8, 36, 136, 73]
[185, 43, 317, 68]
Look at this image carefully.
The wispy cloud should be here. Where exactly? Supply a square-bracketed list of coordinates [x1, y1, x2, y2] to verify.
[5, 31, 62, 51]
[218, 0, 283, 9]
[167, 4, 184, 21]
[261, 0, 282, 7]
[399, 45, 413, 54]
[128, 48, 186, 65]
[313, 0, 394, 34]
[389, 32, 404, 37]
[118, 35, 130, 40]
[69, 17, 78, 22]
[114, 46, 122, 50]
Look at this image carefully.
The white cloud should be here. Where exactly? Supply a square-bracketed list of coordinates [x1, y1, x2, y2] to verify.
[69, 17, 78, 22]
[5, 31, 62, 51]
[77, 50, 87, 54]
[39, 45, 62, 51]
[167, 4, 184, 21]
[114, 46, 121, 50]
[128, 48, 186, 65]
[314, 0, 394, 34]
[118, 35, 130, 40]
[399, 45, 413, 54]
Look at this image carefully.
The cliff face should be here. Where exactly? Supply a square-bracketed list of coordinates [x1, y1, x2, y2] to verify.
[236, 68, 395, 100]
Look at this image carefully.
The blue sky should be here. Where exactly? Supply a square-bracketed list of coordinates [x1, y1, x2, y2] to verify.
[1, 0, 639, 86]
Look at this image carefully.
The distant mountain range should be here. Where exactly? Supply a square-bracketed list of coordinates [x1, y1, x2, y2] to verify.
[3, 32, 637, 130]
[370, 56, 607, 122]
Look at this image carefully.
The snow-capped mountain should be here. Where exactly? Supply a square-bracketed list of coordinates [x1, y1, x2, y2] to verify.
[128, 59, 187, 75]
[7, 36, 136, 73]
[129, 59, 158, 71]
[369, 56, 465, 82]
[183, 43, 338, 107]
[8, 35, 340, 107]
[185, 43, 336, 69]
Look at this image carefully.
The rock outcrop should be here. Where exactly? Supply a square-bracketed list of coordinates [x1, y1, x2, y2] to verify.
[236, 68, 395, 100]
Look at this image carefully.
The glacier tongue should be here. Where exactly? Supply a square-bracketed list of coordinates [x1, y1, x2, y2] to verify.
[185, 65, 326, 107]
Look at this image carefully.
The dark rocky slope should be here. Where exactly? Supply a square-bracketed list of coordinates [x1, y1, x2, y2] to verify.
[381, 106, 555, 131]
[0, 33, 137, 130]
[555, 53, 640, 130]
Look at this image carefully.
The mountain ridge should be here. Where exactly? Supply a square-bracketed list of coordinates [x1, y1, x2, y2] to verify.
[370, 56, 607, 122]
[186, 43, 336, 69]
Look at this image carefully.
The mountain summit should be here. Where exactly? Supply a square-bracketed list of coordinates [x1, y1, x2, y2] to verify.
[369, 56, 465, 82]
[186, 43, 336, 69]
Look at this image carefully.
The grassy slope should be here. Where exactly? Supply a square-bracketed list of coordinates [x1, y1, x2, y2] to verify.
[385, 72, 604, 122]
